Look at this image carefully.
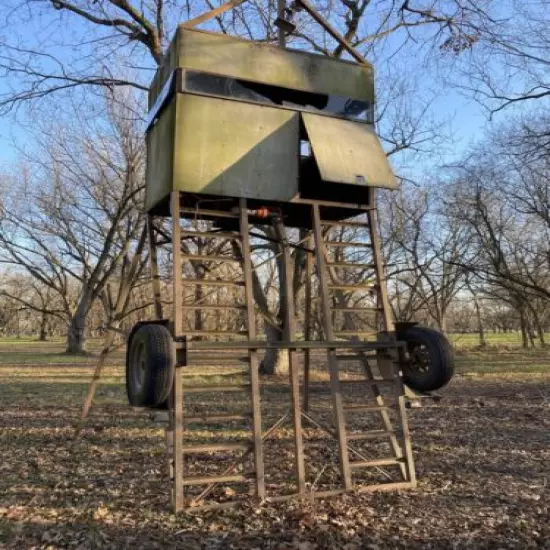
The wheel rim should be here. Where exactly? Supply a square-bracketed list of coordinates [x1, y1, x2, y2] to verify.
[407, 341, 431, 375]
[131, 340, 146, 391]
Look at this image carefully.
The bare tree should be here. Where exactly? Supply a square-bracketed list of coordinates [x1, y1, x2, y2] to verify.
[0, 92, 144, 353]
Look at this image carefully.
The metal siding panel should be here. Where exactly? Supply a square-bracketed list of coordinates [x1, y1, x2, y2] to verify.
[302, 113, 397, 190]
[176, 29, 374, 103]
[173, 94, 299, 201]
[145, 99, 176, 211]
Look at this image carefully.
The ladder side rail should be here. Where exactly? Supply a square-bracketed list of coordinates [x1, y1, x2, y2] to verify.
[239, 198, 266, 500]
[274, 217, 307, 495]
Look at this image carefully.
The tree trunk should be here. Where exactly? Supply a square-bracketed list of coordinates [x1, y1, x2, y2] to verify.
[260, 323, 288, 375]
[38, 312, 48, 341]
[66, 294, 91, 354]
[519, 308, 529, 349]
[438, 313, 447, 333]
[473, 297, 486, 348]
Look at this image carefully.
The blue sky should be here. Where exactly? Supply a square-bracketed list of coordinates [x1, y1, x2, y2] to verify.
[0, 2, 501, 170]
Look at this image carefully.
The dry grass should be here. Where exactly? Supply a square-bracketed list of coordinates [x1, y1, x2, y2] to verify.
[0, 338, 549, 549]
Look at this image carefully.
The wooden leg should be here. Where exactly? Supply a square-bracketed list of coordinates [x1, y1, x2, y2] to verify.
[303, 234, 313, 412]
[147, 214, 164, 320]
[275, 218, 306, 495]
[239, 198, 265, 501]
[171, 192, 184, 512]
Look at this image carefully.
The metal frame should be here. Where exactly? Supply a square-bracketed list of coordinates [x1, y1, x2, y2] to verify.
[146, 192, 416, 512]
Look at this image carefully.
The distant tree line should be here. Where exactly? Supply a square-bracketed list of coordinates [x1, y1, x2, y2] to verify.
[0, 0, 548, 367]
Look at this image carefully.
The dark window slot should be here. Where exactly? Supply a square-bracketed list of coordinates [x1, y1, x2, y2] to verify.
[183, 70, 372, 122]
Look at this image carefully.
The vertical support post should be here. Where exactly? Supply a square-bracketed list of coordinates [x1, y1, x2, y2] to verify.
[312, 204, 352, 491]
[239, 198, 266, 501]
[366, 195, 394, 333]
[278, 0, 286, 47]
[303, 233, 313, 412]
[275, 218, 306, 495]
[396, 346, 417, 486]
[147, 214, 163, 320]
[170, 192, 185, 512]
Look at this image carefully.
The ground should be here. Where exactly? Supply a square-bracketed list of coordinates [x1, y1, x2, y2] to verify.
[0, 335, 548, 549]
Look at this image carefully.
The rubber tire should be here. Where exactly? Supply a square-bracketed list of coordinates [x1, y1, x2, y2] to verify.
[398, 326, 454, 393]
[126, 324, 174, 407]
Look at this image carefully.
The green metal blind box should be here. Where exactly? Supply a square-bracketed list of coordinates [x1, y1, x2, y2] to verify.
[145, 27, 396, 214]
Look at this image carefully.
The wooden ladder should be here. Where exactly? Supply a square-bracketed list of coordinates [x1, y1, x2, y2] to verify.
[310, 203, 416, 491]
[169, 196, 265, 511]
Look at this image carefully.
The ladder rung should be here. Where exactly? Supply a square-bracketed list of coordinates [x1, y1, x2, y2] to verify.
[182, 254, 241, 263]
[181, 474, 251, 486]
[329, 284, 377, 291]
[186, 355, 250, 363]
[335, 330, 378, 336]
[327, 262, 376, 269]
[181, 442, 251, 453]
[186, 330, 248, 336]
[181, 279, 245, 287]
[338, 378, 397, 385]
[180, 230, 241, 240]
[325, 241, 372, 248]
[347, 430, 400, 441]
[334, 355, 374, 361]
[182, 304, 247, 310]
[343, 404, 390, 412]
[183, 384, 252, 393]
[349, 458, 404, 469]
[322, 220, 370, 228]
[332, 306, 381, 312]
[180, 207, 239, 219]
[184, 414, 251, 424]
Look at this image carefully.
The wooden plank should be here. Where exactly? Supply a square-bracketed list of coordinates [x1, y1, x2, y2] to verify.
[342, 404, 390, 412]
[303, 233, 314, 412]
[186, 340, 404, 350]
[325, 241, 372, 248]
[175, 27, 374, 101]
[181, 442, 251, 453]
[181, 279, 245, 287]
[275, 217, 306, 496]
[181, 254, 242, 263]
[184, 330, 248, 336]
[147, 215, 164, 320]
[367, 207, 394, 332]
[302, 112, 397, 189]
[180, 229, 241, 239]
[347, 430, 400, 441]
[327, 261, 376, 269]
[152, 412, 250, 424]
[296, 0, 368, 65]
[349, 458, 404, 469]
[182, 384, 251, 393]
[171, 192, 184, 512]
[355, 481, 415, 493]
[332, 306, 381, 312]
[239, 197, 265, 501]
[174, 95, 299, 202]
[312, 204, 352, 491]
[397, 378, 417, 487]
[334, 330, 378, 336]
[329, 284, 377, 291]
[181, 474, 251, 486]
[181, 0, 248, 30]
[182, 304, 246, 310]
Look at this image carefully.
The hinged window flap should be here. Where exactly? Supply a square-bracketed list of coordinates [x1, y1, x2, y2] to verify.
[301, 112, 397, 189]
